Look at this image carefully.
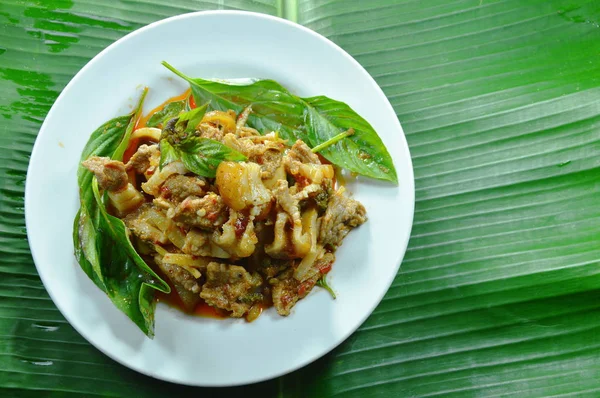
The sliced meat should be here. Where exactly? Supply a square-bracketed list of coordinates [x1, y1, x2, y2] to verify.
[200, 262, 263, 317]
[160, 174, 206, 203]
[286, 139, 321, 165]
[182, 228, 232, 259]
[318, 188, 366, 249]
[81, 156, 128, 191]
[167, 192, 227, 230]
[270, 269, 318, 316]
[265, 180, 311, 259]
[125, 144, 160, 176]
[222, 133, 286, 180]
[124, 203, 169, 244]
[283, 140, 334, 187]
[215, 161, 272, 217]
[258, 257, 293, 279]
[198, 123, 225, 142]
[211, 210, 258, 258]
[155, 257, 201, 312]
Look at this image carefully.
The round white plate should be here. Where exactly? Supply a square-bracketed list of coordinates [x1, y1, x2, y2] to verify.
[25, 11, 414, 387]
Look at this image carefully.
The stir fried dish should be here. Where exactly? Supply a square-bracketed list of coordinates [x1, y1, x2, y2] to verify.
[74, 62, 396, 336]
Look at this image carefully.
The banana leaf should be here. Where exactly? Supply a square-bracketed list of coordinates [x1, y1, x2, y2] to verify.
[2, 0, 600, 396]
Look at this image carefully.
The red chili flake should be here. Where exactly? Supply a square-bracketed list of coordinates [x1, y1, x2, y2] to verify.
[298, 284, 307, 297]
[179, 226, 186, 235]
[298, 280, 314, 298]
[319, 263, 332, 274]
[206, 210, 219, 222]
[160, 185, 171, 198]
[188, 95, 197, 109]
[295, 175, 309, 188]
[234, 215, 249, 238]
[281, 294, 291, 307]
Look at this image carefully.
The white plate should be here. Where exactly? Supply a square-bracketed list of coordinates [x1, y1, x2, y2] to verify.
[25, 11, 414, 387]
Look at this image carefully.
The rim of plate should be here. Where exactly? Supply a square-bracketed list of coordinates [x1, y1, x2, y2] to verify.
[25, 10, 415, 386]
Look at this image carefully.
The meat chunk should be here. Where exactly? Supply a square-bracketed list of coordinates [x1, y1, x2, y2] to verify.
[155, 257, 201, 312]
[265, 180, 311, 259]
[124, 203, 169, 244]
[258, 257, 292, 279]
[181, 228, 231, 259]
[211, 210, 258, 258]
[270, 269, 318, 316]
[222, 133, 286, 180]
[318, 188, 366, 249]
[160, 174, 206, 203]
[215, 161, 272, 218]
[286, 139, 321, 165]
[82, 156, 144, 215]
[198, 123, 225, 142]
[82, 156, 128, 191]
[283, 140, 334, 187]
[125, 144, 160, 176]
[167, 193, 227, 230]
[141, 161, 187, 197]
[200, 262, 263, 317]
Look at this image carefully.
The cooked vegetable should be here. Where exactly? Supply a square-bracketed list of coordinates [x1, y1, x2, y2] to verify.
[161, 61, 397, 183]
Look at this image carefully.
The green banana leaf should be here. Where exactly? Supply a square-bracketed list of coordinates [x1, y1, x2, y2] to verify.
[2, 0, 600, 396]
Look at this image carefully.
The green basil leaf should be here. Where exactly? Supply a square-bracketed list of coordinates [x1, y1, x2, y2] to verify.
[146, 100, 185, 128]
[162, 61, 397, 183]
[77, 115, 131, 205]
[112, 87, 148, 161]
[73, 205, 105, 291]
[178, 137, 247, 178]
[158, 102, 245, 176]
[159, 139, 179, 168]
[304, 96, 397, 182]
[74, 91, 170, 337]
[176, 103, 208, 134]
[162, 61, 304, 142]
[91, 180, 169, 336]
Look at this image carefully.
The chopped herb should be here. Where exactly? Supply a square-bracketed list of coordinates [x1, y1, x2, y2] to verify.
[317, 275, 336, 299]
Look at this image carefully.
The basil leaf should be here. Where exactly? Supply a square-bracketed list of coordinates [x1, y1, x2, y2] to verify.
[91, 180, 169, 336]
[146, 100, 185, 128]
[162, 62, 304, 142]
[304, 96, 397, 182]
[159, 139, 179, 168]
[74, 92, 170, 337]
[162, 61, 397, 183]
[177, 105, 208, 134]
[158, 103, 246, 177]
[178, 137, 247, 178]
[112, 87, 148, 161]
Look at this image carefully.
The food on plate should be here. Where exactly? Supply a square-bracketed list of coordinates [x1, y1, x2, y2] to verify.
[74, 62, 396, 336]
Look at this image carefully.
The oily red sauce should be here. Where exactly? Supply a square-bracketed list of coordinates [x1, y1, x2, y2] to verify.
[156, 280, 269, 321]
[157, 288, 228, 319]
[154, 271, 229, 319]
